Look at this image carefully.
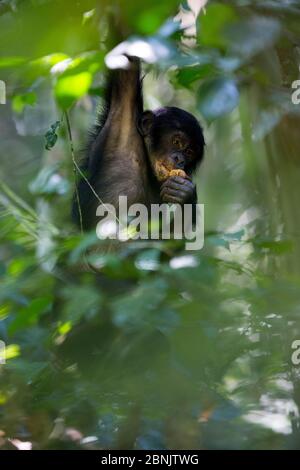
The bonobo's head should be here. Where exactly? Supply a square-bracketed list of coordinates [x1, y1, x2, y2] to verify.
[138, 106, 205, 182]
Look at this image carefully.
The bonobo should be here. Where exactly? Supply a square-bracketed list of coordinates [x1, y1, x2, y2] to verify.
[72, 56, 205, 231]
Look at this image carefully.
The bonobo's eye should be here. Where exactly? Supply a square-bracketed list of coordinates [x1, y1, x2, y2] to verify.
[186, 148, 194, 159]
[172, 135, 184, 150]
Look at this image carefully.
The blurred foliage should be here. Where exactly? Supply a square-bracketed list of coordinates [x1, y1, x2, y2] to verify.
[1, 0, 300, 450]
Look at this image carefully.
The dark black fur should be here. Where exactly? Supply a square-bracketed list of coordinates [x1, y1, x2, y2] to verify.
[72, 58, 205, 230]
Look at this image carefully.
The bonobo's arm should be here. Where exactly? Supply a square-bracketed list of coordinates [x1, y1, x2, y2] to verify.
[73, 57, 145, 229]
[89, 56, 144, 174]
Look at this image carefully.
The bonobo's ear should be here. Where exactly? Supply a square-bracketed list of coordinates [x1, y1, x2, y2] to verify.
[138, 110, 155, 136]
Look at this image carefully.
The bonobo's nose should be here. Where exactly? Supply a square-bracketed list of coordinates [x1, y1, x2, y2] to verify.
[172, 153, 185, 169]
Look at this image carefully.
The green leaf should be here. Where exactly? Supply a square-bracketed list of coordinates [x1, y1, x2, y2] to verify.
[51, 52, 104, 76]
[29, 53, 69, 75]
[226, 16, 281, 61]
[6, 360, 48, 381]
[224, 230, 245, 241]
[157, 19, 181, 38]
[44, 120, 61, 151]
[9, 296, 53, 335]
[135, 249, 160, 271]
[112, 278, 168, 328]
[29, 164, 70, 196]
[176, 64, 216, 88]
[253, 239, 294, 254]
[55, 71, 92, 109]
[12, 92, 36, 113]
[4, 344, 20, 360]
[207, 235, 230, 251]
[62, 285, 102, 325]
[197, 77, 239, 121]
[68, 232, 99, 264]
[134, 2, 179, 35]
[198, 3, 237, 48]
[252, 108, 283, 141]
[0, 56, 27, 69]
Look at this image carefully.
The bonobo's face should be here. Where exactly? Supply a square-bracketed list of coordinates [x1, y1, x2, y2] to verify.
[139, 107, 205, 182]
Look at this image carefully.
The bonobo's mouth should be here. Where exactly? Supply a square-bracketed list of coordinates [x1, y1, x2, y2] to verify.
[154, 161, 173, 182]
[154, 161, 187, 183]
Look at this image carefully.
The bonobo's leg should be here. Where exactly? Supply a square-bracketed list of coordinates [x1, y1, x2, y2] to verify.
[73, 57, 147, 230]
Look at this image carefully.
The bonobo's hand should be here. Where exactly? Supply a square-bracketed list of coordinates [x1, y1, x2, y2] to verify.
[160, 175, 196, 205]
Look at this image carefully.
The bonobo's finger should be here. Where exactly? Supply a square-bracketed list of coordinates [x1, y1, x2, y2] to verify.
[161, 187, 186, 197]
[168, 176, 189, 185]
[160, 187, 187, 200]
[173, 175, 192, 182]
[161, 193, 183, 204]
[161, 177, 190, 189]
[161, 181, 184, 193]
[160, 183, 194, 202]
[161, 178, 195, 194]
